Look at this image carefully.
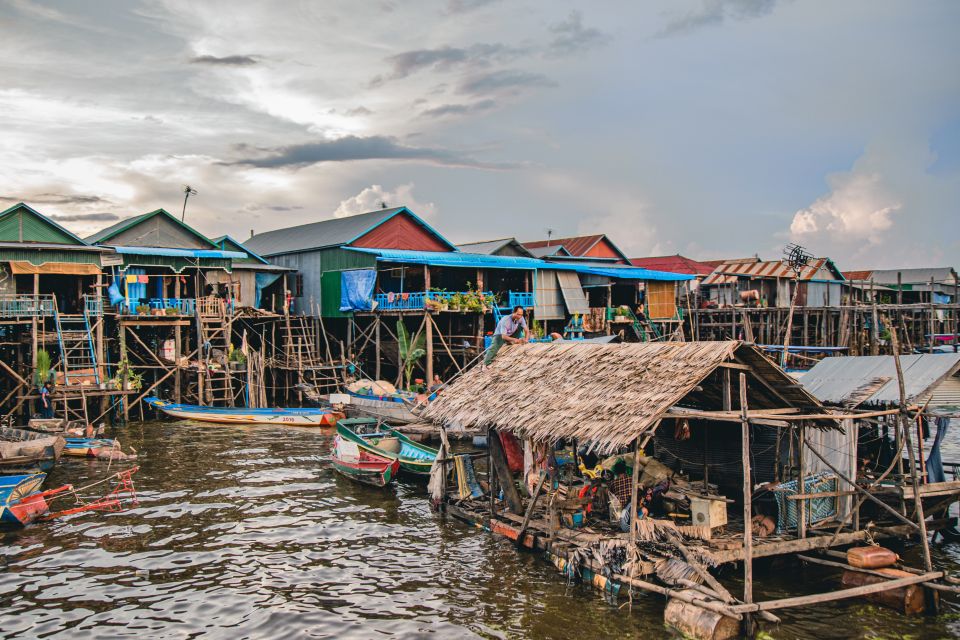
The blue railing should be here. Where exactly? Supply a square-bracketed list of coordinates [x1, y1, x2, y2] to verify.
[120, 297, 196, 315]
[373, 290, 503, 311]
[84, 295, 103, 317]
[508, 291, 535, 309]
[0, 294, 55, 318]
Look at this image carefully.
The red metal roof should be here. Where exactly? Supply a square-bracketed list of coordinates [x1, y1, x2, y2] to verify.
[522, 234, 627, 262]
[702, 258, 838, 285]
[629, 255, 714, 276]
[699, 257, 760, 269]
[842, 270, 873, 281]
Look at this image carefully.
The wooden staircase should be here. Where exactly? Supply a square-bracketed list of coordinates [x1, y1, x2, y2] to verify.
[54, 303, 100, 385]
[282, 315, 321, 369]
[197, 296, 234, 406]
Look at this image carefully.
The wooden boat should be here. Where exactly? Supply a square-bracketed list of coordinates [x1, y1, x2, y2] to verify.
[0, 473, 67, 528]
[336, 418, 438, 477]
[144, 397, 343, 427]
[339, 390, 422, 424]
[330, 435, 399, 487]
[63, 438, 116, 457]
[0, 428, 65, 473]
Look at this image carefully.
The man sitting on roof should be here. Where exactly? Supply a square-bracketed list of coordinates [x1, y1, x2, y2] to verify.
[484, 305, 528, 365]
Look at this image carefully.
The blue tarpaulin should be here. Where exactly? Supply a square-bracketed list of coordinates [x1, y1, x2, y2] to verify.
[340, 269, 376, 312]
[926, 417, 951, 483]
[254, 272, 282, 309]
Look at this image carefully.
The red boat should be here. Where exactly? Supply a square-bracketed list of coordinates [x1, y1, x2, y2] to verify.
[330, 436, 400, 487]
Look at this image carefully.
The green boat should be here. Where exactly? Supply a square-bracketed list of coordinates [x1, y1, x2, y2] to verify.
[336, 418, 438, 477]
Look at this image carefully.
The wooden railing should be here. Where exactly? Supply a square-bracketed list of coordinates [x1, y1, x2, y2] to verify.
[0, 294, 56, 318]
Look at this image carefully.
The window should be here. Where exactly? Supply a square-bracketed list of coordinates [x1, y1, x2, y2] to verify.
[294, 274, 304, 297]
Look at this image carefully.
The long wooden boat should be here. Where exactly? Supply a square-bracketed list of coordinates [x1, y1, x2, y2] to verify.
[64, 438, 116, 457]
[336, 419, 438, 477]
[336, 390, 424, 424]
[0, 473, 57, 528]
[330, 435, 399, 487]
[144, 397, 343, 427]
[0, 428, 65, 473]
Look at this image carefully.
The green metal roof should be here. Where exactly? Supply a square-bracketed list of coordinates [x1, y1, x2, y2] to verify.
[0, 202, 90, 245]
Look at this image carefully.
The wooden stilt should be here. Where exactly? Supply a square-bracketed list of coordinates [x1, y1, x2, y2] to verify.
[739, 372, 753, 635]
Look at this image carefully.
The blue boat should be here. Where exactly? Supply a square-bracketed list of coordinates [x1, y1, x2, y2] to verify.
[0, 473, 49, 528]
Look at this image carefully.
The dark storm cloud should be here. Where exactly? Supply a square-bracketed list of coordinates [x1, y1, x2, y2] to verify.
[190, 54, 260, 66]
[370, 43, 524, 86]
[227, 135, 510, 169]
[458, 69, 556, 96]
[547, 11, 608, 56]
[661, 0, 780, 36]
[420, 99, 497, 118]
[0, 193, 111, 206]
[48, 211, 121, 222]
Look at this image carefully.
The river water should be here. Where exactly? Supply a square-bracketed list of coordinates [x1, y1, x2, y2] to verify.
[1, 421, 959, 639]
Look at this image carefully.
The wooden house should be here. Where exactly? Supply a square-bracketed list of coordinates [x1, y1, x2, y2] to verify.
[701, 257, 846, 308]
[209, 235, 292, 312]
[523, 234, 629, 264]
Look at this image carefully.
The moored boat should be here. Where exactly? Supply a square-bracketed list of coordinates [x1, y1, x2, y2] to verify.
[0, 473, 70, 528]
[0, 428, 65, 473]
[330, 435, 399, 487]
[144, 397, 343, 427]
[336, 418, 438, 477]
[63, 438, 116, 457]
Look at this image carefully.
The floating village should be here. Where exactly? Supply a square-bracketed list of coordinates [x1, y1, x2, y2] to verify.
[0, 200, 958, 639]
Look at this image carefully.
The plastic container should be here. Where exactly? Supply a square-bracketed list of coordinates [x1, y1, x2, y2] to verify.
[847, 546, 899, 569]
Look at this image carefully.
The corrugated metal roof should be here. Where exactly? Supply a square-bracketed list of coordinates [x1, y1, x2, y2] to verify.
[0, 202, 90, 246]
[702, 258, 842, 285]
[456, 237, 535, 257]
[867, 268, 957, 285]
[800, 354, 960, 406]
[526, 245, 571, 258]
[346, 247, 542, 270]
[211, 235, 269, 264]
[85, 208, 217, 248]
[523, 234, 630, 262]
[244, 207, 455, 256]
[629, 255, 715, 275]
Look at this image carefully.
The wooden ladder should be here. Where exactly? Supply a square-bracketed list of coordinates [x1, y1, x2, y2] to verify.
[282, 315, 320, 369]
[197, 296, 234, 406]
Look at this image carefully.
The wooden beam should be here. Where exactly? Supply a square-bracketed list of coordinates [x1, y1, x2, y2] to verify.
[739, 372, 753, 621]
[488, 428, 523, 514]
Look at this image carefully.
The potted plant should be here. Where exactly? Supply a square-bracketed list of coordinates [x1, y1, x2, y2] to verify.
[165, 306, 178, 316]
[151, 307, 165, 316]
[33, 349, 54, 387]
[136, 304, 150, 316]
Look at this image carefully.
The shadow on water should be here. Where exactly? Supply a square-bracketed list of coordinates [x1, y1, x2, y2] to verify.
[0, 420, 958, 639]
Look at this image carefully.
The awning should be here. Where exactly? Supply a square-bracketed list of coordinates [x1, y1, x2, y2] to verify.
[8, 261, 101, 275]
[534, 270, 565, 320]
[108, 246, 247, 259]
[556, 271, 590, 315]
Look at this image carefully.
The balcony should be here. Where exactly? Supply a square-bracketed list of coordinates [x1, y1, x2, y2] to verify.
[506, 291, 535, 309]
[119, 297, 197, 316]
[373, 290, 516, 312]
[0, 294, 56, 318]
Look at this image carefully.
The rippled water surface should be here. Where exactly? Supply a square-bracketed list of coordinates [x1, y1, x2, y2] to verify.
[2, 421, 960, 639]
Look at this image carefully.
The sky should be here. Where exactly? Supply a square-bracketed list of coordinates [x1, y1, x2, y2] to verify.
[0, 0, 957, 269]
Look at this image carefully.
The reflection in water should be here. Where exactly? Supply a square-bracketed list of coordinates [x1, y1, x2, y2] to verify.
[0, 421, 958, 639]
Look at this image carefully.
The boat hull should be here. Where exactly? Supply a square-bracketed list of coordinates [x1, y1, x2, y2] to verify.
[341, 393, 419, 424]
[336, 420, 438, 478]
[145, 397, 342, 427]
[63, 438, 115, 457]
[0, 474, 48, 528]
[330, 436, 399, 487]
[0, 429, 65, 471]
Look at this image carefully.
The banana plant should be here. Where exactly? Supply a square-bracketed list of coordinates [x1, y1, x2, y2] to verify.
[397, 320, 425, 390]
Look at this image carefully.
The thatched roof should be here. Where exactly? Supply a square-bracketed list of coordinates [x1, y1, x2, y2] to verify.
[423, 341, 826, 454]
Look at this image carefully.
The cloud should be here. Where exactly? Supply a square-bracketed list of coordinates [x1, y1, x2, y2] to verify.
[445, 0, 500, 14]
[371, 43, 523, 86]
[547, 11, 608, 56]
[48, 211, 121, 222]
[458, 69, 557, 96]
[0, 193, 111, 206]
[227, 135, 511, 169]
[420, 99, 497, 118]
[661, 0, 780, 36]
[333, 183, 437, 219]
[190, 54, 261, 66]
[789, 172, 900, 244]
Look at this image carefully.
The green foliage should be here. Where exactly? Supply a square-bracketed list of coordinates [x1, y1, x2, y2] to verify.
[531, 319, 545, 339]
[135, 304, 150, 315]
[228, 344, 247, 364]
[35, 349, 52, 386]
[397, 320, 426, 390]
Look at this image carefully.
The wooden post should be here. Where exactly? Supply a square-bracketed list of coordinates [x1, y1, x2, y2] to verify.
[174, 274, 182, 403]
[488, 428, 523, 514]
[781, 276, 801, 368]
[628, 437, 643, 609]
[119, 325, 129, 422]
[424, 265, 433, 384]
[94, 272, 105, 387]
[739, 372, 753, 633]
[606, 285, 612, 336]
[890, 329, 934, 577]
[798, 422, 806, 539]
[31, 273, 39, 373]
[374, 316, 381, 381]
[929, 276, 936, 354]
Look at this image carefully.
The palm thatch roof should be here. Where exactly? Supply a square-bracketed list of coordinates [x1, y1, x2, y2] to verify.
[423, 341, 827, 454]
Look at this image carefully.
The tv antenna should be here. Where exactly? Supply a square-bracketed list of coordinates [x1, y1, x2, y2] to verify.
[181, 185, 198, 222]
[783, 242, 813, 276]
[545, 228, 554, 245]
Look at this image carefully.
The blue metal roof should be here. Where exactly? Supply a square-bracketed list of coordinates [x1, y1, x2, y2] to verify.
[110, 246, 247, 259]
[346, 247, 543, 270]
[345, 247, 693, 280]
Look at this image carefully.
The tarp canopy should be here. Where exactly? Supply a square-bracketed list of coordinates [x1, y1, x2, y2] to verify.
[108, 246, 246, 259]
[8, 261, 101, 275]
[556, 270, 590, 315]
[255, 272, 282, 308]
[339, 269, 377, 312]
